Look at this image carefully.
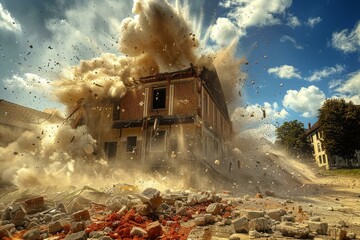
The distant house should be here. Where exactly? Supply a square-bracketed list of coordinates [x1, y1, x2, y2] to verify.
[0, 99, 63, 146]
[306, 121, 360, 169]
[85, 65, 240, 176]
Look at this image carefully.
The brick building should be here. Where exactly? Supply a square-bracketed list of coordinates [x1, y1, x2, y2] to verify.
[87, 65, 239, 176]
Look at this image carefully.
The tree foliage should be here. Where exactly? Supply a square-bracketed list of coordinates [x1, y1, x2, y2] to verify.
[275, 120, 312, 157]
[318, 98, 360, 160]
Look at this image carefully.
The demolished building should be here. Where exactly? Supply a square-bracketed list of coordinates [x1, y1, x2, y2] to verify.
[84, 65, 239, 177]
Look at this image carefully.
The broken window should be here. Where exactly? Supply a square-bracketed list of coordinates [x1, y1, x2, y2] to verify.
[152, 87, 166, 110]
[151, 130, 166, 152]
[104, 142, 117, 160]
[126, 136, 137, 152]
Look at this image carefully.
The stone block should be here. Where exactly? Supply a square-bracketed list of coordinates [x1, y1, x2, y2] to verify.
[276, 222, 310, 238]
[242, 210, 264, 220]
[267, 208, 286, 221]
[233, 217, 249, 233]
[48, 220, 63, 234]
[249, 217, 270, 232]
[139, 188, 163, 209]
[281, 215, 295, 222]
[64, 230, 87, 240]
[206, 203, 221, 215]
[305, 221, 328, 235]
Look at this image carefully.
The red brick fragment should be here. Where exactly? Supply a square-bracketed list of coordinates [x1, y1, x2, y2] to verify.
[71, 209, 91, 222]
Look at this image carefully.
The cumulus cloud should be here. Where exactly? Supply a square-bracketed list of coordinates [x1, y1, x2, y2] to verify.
[331, 21, 360, 53]
[306, 16, 322, 28]
[268, 65, 301, 79]
[0, 3, 22, 32]
[283, 85, 326, 117]
[211, 0, 292, 45]
[306, 64, 345, 82]
[209, 17, 242, 46]
[231, 101, 288, 143]
[287, 15, 301, 28]
[280, 35, 304, 49]
[335, 70, 360, 104]
[4, 73, 51, 91]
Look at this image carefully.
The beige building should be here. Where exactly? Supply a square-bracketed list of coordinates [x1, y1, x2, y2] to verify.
[84, 65, 240, 177]
[307, 121, 360, 169]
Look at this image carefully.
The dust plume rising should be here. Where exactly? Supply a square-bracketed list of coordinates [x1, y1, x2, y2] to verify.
[119, 0, 199, 71]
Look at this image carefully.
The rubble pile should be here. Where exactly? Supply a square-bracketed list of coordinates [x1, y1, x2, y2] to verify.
[0, 187, 358, 240]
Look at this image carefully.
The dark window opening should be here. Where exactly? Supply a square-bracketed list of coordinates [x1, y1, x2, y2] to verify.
[105, 142, 117, 160]
[126, 136, 137, 152]
[151, 130, 166, 152]
[152, 87, 166, 110]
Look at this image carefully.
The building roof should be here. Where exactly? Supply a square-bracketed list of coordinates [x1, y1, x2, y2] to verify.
[0, 99, 63, 130]
[305, 121, 320, 136]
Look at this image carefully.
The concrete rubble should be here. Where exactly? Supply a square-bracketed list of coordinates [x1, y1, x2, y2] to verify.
[0, 187, 359, 240]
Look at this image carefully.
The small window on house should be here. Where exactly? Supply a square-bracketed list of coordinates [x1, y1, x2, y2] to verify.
[323, 154, 326, 163]
[152, 87, 166, 110]
[151, 130, 166, 152]
[126, 136, 137, 152]
[318, 155, 322, 164]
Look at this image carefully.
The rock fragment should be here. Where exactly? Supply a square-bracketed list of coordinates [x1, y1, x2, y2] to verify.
[233, 217, 249, 233]
[146, 221, 163, 239]
[139, 188, 163, 209]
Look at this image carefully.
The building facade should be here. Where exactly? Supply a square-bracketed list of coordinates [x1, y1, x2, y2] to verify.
[86, 65, 239, 177]
[307, 122, 360, 169]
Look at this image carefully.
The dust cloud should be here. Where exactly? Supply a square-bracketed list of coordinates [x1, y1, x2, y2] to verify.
[0, 0, 246, 191]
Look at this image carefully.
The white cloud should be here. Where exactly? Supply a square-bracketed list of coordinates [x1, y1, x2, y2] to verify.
[231, 101, 288, 143]
[0, 3, 22, 32]
[4, 73, 51, 91]
[287, 15, 301, 28]
[209, 17, 242, 46]
[306, 64, 345, 82]
[283, 85, 326, 117]
[335, 70, 360, 104]
[268, 65, 301, 79]
[280, 35, 304, 49]
[212, 0, 292, 45]
[328, 79, 342, 89]
[331, 21, 360, 53]
[306, 16, 322, 28]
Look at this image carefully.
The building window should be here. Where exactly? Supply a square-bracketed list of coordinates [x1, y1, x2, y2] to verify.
[152, 87, 166, 110]
[105, 142, 117, 160]
[317, 143, 321, 152]
[203, 95, 208, 117]
[151, 130, 166, 152]
[126, 136, 137, 152]
[323, 154, 326, 163]
[318, 155, 322, 164]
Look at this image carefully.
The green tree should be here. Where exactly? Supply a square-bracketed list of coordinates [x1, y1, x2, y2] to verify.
[275, 120, 312, 157]
[318, 99, 360, 161]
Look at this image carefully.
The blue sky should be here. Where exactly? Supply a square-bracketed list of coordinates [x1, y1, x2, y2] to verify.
[1, 0, 360, 142]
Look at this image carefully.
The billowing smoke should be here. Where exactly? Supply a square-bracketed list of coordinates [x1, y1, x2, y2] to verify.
[0, 0, 246, 189]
